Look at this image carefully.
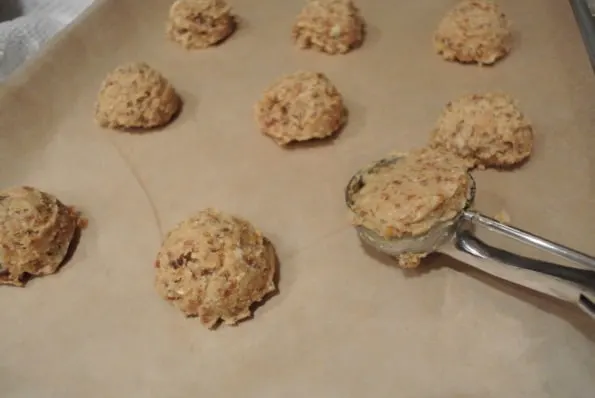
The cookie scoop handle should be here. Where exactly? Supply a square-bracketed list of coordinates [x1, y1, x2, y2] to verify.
[462, 211, 595, 271]
[449, 211, 595, 319]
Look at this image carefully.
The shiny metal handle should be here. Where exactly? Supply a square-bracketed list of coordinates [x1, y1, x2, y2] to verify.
[456, 231, 595, 291]
[462, 210, 595, 271]
[454, 230, 595, 319]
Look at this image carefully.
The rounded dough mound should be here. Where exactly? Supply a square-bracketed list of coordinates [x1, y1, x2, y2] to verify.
[350, 147, 472, 241]
[0, 186, 78, 286]
[167, 0, 235, 49]
[95, 62, 181, 130]
[255, 71, 346, 146]
[430, 92, 534, 167]
[154, 209, 277, 329]
[292, 0, 364, 55]
[433, 0, 512, 65]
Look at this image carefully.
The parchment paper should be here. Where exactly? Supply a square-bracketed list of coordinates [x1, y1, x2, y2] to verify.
[1, 0, 594, 397]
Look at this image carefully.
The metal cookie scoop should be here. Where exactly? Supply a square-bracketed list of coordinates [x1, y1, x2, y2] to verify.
[345, 155, 595, 318]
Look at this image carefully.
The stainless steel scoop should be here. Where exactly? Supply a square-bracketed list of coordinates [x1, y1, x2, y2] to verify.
[345, 155, 595, 318]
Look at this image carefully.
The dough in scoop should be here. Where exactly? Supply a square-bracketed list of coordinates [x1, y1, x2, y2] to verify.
[292, 0, 364, 55]
[95, 62, 181, 130]
[0, 186, 78, 286]
[430, 92, 534, 168]
[350, 147, 472, 241]
[255, 71, 346, 146]
[433, 0, 512, 65]
[167, 0, 236, 49]
[154, 208, 277, 329]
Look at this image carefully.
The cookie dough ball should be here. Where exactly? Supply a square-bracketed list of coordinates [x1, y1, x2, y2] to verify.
[0, 186, 78, 286]
[292, 0, 364, 55]
[430, 92, 534, 168]
[397, 252, 429, 270]
[155, 209, 277, 329]
[255, 71, 346, 146]
[349, 147, 472, 241]
[167, 0, 236, 49]
[95, 62, 181, 130]
[434, 0, 512, 65]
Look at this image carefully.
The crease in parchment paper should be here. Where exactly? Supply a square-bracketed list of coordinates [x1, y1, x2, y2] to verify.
[103, 134, 165, 240]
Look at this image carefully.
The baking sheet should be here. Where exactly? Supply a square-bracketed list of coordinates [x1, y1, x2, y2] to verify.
[1, 0, 594, 396]
[571, 0, 595, 71]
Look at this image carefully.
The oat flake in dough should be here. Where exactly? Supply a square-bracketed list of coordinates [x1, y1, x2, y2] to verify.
[255, 71, 346, 146]
[292, 0, 365, 55]
[434, 0, 512, 65]
[0, 186, 78, 286]
[95, 62, 181, 130]
[154, 209, 277, 329]
[167, 0, 236, 50]
[430, 92, 534, 168]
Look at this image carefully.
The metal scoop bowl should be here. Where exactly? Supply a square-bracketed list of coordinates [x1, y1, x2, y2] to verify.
[345, 155, 595, 318]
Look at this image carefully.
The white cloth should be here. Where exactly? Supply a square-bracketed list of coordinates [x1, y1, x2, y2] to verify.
[0, 0, 94, 81]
